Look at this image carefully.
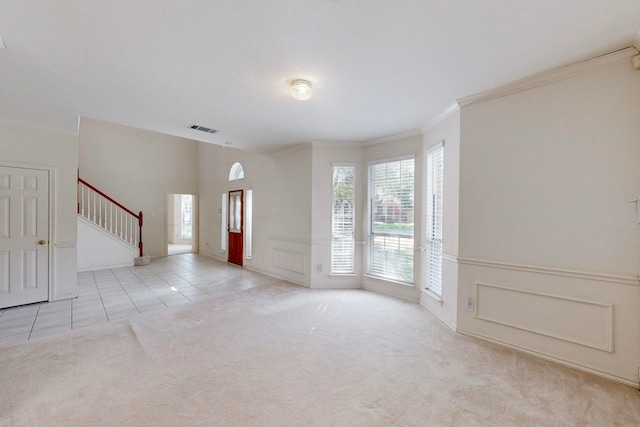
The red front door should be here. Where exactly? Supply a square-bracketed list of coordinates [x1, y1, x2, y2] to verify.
[228, 190, 243, 266]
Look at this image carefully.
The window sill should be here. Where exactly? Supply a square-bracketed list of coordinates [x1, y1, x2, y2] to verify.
[364, 275, 414, 287]
[329, 273, 357, 278]
[422, 288, 443, 305]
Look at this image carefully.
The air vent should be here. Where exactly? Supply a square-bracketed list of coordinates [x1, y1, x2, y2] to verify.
[189, 124, 218, 134]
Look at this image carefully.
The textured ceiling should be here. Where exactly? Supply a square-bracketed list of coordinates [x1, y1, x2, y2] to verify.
[0, 1, 639, 152]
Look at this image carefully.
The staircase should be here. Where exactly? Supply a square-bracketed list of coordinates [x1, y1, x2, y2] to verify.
[77, 177, 144, 271]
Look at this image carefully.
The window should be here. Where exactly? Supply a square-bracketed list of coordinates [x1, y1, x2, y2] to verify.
[180, 195, 193, 239]
[426, 144, 444, 295]
[229, 162, 244, 181]
[220, 192, 227, 252]
[331, 165, 355, 274]
[368, 158, 415, 283]
[244, 189, 253, 259]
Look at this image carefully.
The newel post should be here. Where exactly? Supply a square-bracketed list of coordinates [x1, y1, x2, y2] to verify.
[138, 211, 144, 257]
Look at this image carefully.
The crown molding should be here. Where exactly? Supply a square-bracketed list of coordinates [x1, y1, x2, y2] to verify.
[362, 129, 422, 147]
[421, 103, 460, 134]
[269, 142, 312, 157]
[310, 140, 363, 149]
[458, 47, 638, 108]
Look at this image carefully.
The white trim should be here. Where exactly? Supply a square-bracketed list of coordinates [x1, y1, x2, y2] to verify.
[421, 103, 460, 134]
[456, 329, 638, 388]
[362, 129, 422, 147]
[77, 262, 133, 273]
[419, 299, 455, 331]
[269, 142, 310, 157]
[425, 140, 444, 154]
[421, 288, 443, 305]
[362, 278, 419, 302]
[442, 253, 457, 263]
[243, 265, 310, 289]
[475, 282, 614, 353]
[363, 274, 415, 288]
[272, 248, 306, 275]
[457, 257, 639, 287]
[54, 242, 77, 248]
[458, 47, 637, 107]
[270, 236, 334, 247]
[270, 235, 313, 245]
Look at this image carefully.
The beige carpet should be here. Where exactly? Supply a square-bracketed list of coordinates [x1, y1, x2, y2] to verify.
[1, 279, 639, 426]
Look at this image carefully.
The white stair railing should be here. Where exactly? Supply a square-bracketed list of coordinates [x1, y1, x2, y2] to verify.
[78, 177, 144, 256]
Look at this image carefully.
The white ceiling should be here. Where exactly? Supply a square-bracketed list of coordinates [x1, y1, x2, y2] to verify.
[1, 1, 639, 152]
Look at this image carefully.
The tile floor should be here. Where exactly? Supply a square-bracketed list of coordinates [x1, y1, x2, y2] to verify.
[0, 253, 271, 346]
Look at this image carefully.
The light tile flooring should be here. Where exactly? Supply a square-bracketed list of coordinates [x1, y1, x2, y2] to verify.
[168, 243, 192, 255]
[0, 254, 271, 346]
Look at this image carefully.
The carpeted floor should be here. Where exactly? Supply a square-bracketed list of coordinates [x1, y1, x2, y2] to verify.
[1, 275, 639, 426]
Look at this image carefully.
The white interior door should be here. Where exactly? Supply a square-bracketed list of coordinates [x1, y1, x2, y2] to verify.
[0, 166, 49, 309]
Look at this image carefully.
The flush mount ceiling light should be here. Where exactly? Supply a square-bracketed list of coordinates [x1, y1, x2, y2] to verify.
[290, 79, 312, 101]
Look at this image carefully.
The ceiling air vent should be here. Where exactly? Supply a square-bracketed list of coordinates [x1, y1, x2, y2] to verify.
[189, 124, 218, 134]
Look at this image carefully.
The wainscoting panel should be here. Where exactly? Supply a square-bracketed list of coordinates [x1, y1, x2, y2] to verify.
[457, 260, 640, 386]
[475, 282, 613, 352]
[272, 248, 306, 275]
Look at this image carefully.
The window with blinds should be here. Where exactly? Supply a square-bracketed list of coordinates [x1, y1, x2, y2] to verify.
[426, 144, 444, 295]
[368, 158, 415, 283]
[331, 165, 355, 274]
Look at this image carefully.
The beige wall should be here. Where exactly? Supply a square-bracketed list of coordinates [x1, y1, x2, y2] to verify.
[261, 144, 312, 285]
[0, 117, 78, 300]
[198, 142, 276, 276]
[78, 117, 199, 257]
[457, 60, 640, 385]
[459, 63, 640, 275]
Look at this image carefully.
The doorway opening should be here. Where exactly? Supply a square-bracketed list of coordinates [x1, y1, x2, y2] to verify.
[167, 193, 197, 256]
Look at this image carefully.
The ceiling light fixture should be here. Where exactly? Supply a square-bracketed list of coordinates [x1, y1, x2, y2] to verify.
[290, 79, 312, 101]
[0, 37, 5, 49]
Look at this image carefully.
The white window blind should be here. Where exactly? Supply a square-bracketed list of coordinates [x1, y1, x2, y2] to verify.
[331, 165, 355, 274]
[426, 145, 444, 295]
[368, 158, 415, 283]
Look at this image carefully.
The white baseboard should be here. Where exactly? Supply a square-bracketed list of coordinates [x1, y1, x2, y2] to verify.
[78, 262, 134, 272]
[456, 328, 639, 388]
[419, 300, 456, 331]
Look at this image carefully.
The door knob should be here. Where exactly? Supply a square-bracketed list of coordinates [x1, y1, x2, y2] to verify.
[38, 240, 46, 245]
